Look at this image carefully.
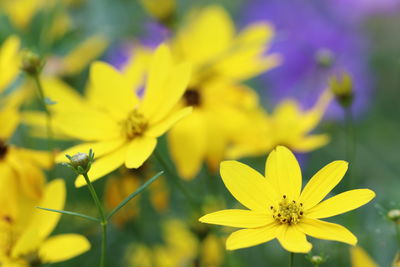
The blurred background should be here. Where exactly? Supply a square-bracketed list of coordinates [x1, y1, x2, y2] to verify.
[1, 0, 400, 266]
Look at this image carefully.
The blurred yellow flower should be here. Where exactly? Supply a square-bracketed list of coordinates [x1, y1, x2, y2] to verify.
[48, 44, 191, 187]
[0, 36, 21, 94]
[200, 146, 375, 253]
[125, 219, 198, 267]
[0, 178, 90, 265]
[350, 246, 379, 267]
[165, 5, 281, 179]
[0, 95, 51, 200]
[228, 90, 333, 159]
[168, 81, 259, 179]
[104, 168, 169, 227]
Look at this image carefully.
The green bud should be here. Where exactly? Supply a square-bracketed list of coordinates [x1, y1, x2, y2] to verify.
[388, 209, 400, 223]
[65, 149, 94, 175]
[329, 72, 354, 108]
[310, 255, 325, 265]
[315, 48, 334, 68]
[21, 51, 44, 76]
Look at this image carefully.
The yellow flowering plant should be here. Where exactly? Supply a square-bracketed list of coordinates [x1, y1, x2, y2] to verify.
[199, 146, 375, 253]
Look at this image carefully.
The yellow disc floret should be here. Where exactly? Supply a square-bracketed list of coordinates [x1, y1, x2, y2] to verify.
[271, 195, 304, 225]
[121, 109, 148, 139]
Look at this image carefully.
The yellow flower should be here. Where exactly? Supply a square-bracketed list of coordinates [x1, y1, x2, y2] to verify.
[125, 219, 198, 267]
[199, 146, 375, 253]
[171, 5, 281, 86]
[168, 81, 259, 179]
[0, 95, 51, 200]
[350, 246, 379, 267]
[0, 36, 21, 94]
[165, 5, 280, 179]
[228, 90, 332, 159]
[0, 177, 90, 265]
[49, 44, 191, 187]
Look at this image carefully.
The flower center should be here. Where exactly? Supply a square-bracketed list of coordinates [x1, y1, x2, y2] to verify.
[184, 89, 201, 106]
[0, 140, 8, 160]
[271, 195, 304, 225]
[121, 110, 148, 139]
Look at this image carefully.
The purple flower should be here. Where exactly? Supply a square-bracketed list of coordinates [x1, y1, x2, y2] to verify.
[241, 0, 373, 118]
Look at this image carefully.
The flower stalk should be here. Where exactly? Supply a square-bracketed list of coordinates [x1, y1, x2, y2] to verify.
[289, 252, 294, 267]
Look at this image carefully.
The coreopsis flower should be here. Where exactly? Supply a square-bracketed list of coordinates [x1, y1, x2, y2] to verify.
[0, 95, 51, 200]
[168, 81, 259, 179]
[48, 44, 191, 186]
[0, 178, 90, 266]
[0, 35, 21, 94]
[199, 146, 375, 253]
[350, 246, 378, 267]
[227, 90, 332, 159]
[104, 168, 169, 227]
[125, 219, 198, 267]
[163, 5, 280, 179]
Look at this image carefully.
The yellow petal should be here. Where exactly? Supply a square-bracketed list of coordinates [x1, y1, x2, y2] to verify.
[291, 134, 330, 153]
[199, 209, 274, 228]
[88, 61, 138, 119]
[0, 35, 20, 93]
[0, 107, 20, 139]
[56, 139, 125, 163]
[125, 136, 157, 169]
[226, 223, 281, 250]
[265, 146, 302, 201]
[62, 35, 109, 76]
[297, 218, 357, 246]
[39, 234, 90, 263]
[148, 62, 191, 124]
[141, 44, 172, 118]
[146, 107, 192, 138]
[12, 179, 66, 258]
[350, 246, 379, 267]
[299, 160, 348, 210]
[41, 77, 84, 111]
[167, 111, 206, 180]
[306, 189, 375, 219]
[220, 160, 278, 212]
[277, 225, 312, 253]
[54, 110, 120, 141]
[75, 145, 128, 187]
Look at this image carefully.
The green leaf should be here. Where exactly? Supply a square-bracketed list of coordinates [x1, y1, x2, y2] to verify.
[106, 171, 164, 220]
[36, 206, 100, 223]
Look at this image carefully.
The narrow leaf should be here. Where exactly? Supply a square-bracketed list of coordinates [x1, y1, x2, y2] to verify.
[36, 206, 99, 223]
[107, 171, 164, 220]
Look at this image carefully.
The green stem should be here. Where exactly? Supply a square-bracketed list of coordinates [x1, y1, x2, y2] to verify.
[82, 173, 107, 267]
[154, 149, 200, 212]
[345, 106, 355, 188]
[289, 252, 294, 267]
[394, 223, 400, 248]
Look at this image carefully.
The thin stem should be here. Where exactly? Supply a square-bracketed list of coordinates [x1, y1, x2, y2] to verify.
[154, 149, 200, 212]
[345, 106, 356, 188]
[394, 223, 400, 248]
[289, 252, 294, 267]
[36, 206, 100, 223]
[82, 173, 107, 267]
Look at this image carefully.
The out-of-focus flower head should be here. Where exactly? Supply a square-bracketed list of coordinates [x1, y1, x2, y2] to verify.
[104, 167, 169, 228]
[139, 0, 176, 25]
[241, 0, 371, 118]
[0, 36, 21, 94]
[200, 146, 375, 252]
[0, 178, 90, 265]
[125, 219, 198, 267]
[228, 90, 332, 159]
[26, 44, 191, 187]
[350, 246, 379, 267]
[0, 93, 51, 200]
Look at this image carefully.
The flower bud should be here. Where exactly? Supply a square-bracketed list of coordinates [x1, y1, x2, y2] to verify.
[65, 149, 94, 175]
[329, 72, 354, 108]
[315, 48, 334, 68]
[21, 51, 44, 76]
[139, 0, 176, 25]
[310, 255, 325, 265]
[388, 209, 400, 223]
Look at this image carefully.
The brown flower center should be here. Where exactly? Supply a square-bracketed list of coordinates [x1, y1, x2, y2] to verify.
[271, 195, 304, 225]
[121, 110, 148, 139]
[0, 140, 8, 159]
[183, 89, 201, 106]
